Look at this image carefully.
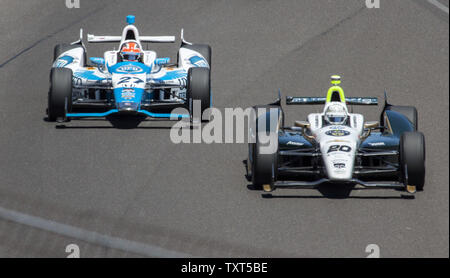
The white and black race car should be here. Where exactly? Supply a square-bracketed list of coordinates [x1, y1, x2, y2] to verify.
[246, 76, 425, 194]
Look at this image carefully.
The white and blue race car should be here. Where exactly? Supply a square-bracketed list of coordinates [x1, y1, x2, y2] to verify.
[47, 15, 211, 122]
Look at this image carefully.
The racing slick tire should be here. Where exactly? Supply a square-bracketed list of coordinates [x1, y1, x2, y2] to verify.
[187, 67, 211, 122]
[249, 105, 280, 192]
[180, 44, 211, 69]
[386, 106, 418, 130]
[399, 131, 425, 191]
[53, 43, 86, 65]
[48, 68, 73, 122]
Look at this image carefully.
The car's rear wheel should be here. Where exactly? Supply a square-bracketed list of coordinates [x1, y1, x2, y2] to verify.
[386, 105, 418, 130]
[54, 43, 86, 65]
[179, 44, 211, 69]
[186, 67, 211, 122]
[399, 131, 425, 191]
[48, 68, 73, 122]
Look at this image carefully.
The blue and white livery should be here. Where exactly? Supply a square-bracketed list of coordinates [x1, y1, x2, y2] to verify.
[48, 15, 211, 122]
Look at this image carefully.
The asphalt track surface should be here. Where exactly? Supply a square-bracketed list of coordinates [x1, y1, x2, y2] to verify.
[0, 0, 448, 258]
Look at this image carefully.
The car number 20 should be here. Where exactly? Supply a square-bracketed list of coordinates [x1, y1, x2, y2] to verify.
[327, 145, 352, 153]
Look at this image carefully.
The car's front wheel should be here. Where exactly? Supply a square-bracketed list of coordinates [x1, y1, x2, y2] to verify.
[399, 131, 425, 191]
[48, 68, 73, 122]
[250, 105, 280, 192]
[186, 67, 211, 122]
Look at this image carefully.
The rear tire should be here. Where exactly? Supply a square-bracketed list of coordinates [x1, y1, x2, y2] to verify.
[187, 67, 211, 121]
[48, 68, 73, 122]
[53, 43, 86, 65]
[179, 44, 211, 69]
[399, 131, 425, 190]
[386, 106, 418, 130]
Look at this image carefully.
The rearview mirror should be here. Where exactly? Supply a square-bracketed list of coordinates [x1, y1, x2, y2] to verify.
[90, 57, 105, 66]
[364, 121, 379, 129]
[295, 121, 310, 129]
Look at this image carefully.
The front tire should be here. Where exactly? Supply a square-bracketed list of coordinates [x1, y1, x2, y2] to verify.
[250, 105, 280, 191]
[187, 67, 211, 121]
[399, 131, 425, 190]
[48, 68, 73, 122]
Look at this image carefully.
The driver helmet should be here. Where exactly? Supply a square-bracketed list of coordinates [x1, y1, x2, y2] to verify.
[324, 103, 348, 125]
[120, 42, 142, 62]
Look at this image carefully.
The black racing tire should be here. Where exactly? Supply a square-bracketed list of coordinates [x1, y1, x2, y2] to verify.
[48, 68, 73, 122]
[53, 43, 86, 65]
[399, 131, 425, 190]
[187, 67, 211, 121]
[386, 105, 418, 130]
[180, 44, 211, 69]
[250, 105, 280, 191]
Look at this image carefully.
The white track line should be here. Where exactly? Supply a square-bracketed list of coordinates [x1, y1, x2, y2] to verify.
[0, 206, 191, 258]
[428, 0, 449, 14]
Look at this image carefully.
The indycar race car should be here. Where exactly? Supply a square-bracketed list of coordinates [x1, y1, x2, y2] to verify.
[245, 75, 425, 194]
[47, 15, 211, 122]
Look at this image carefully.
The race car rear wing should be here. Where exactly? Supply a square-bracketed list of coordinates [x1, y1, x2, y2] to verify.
[286, 96, 378, 105]
[87, 34, 176, 43]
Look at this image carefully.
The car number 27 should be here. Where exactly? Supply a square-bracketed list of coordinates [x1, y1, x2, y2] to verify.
[117, 76, 144, 85]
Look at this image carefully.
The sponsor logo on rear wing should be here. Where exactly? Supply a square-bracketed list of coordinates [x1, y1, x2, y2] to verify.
[286, 96, 326, 105]
[346, 97, 378, 105]
[286, 96, 378, 105]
